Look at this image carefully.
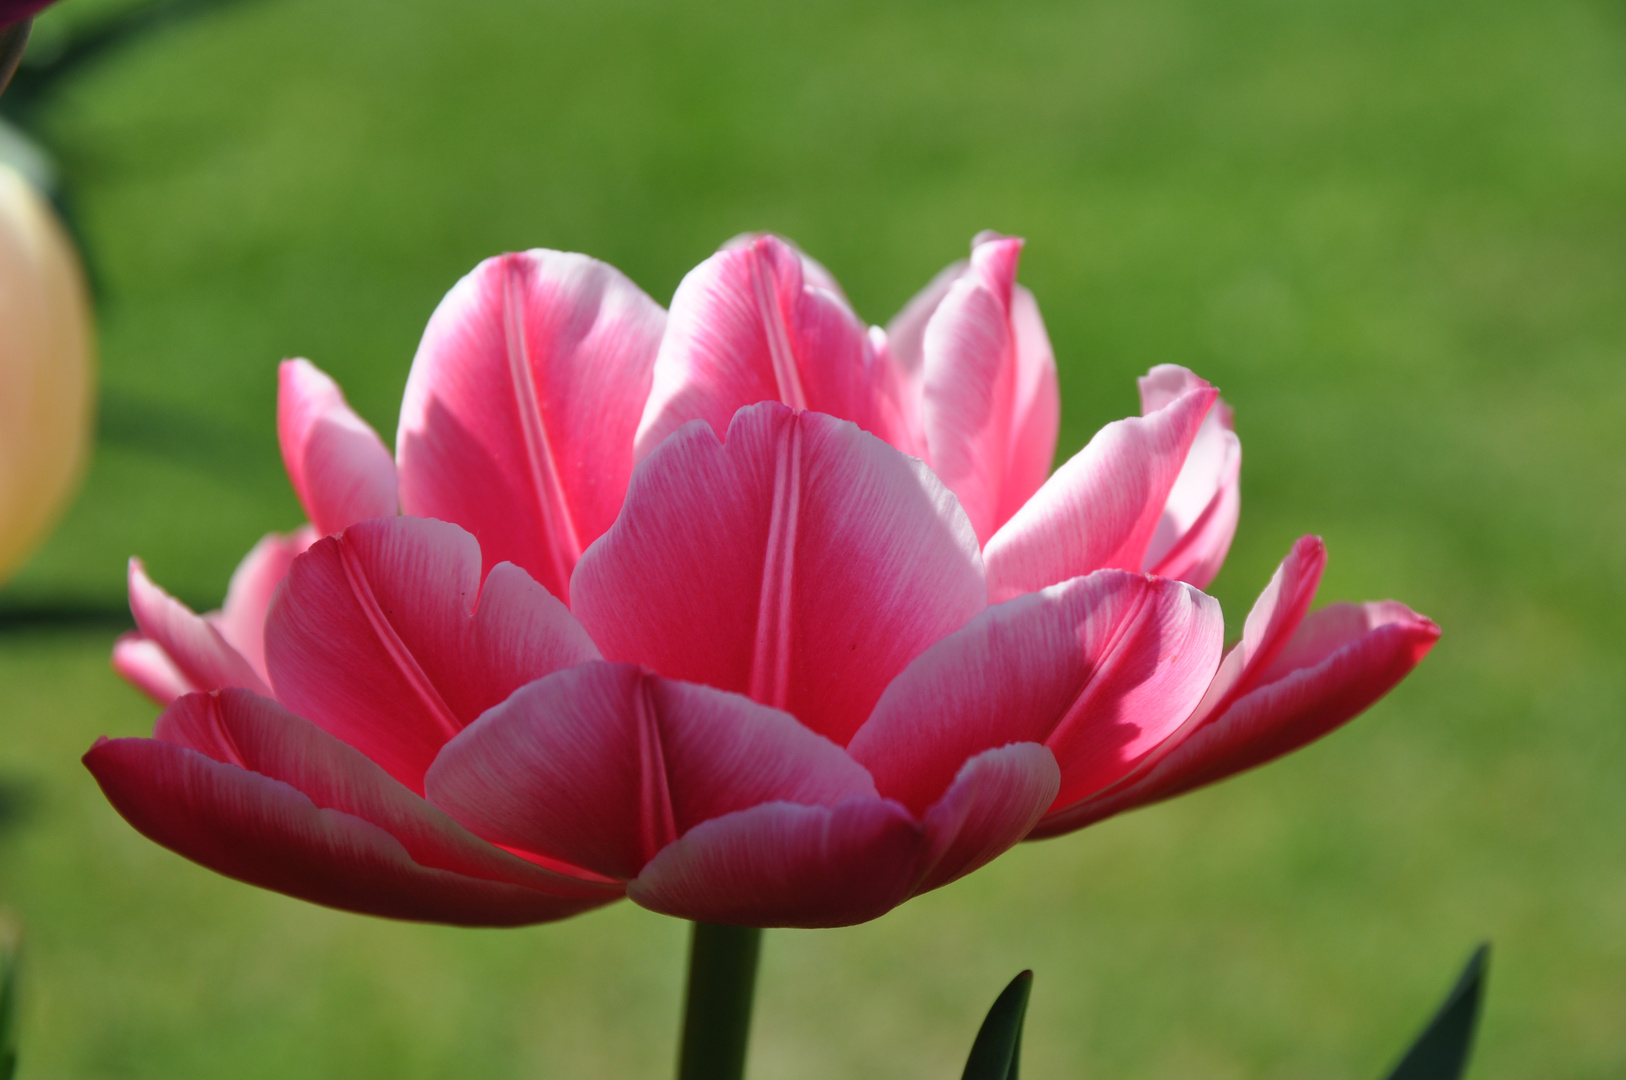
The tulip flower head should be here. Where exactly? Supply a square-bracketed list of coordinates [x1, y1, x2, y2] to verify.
[89, 233, 1437, 929]
[0, 161, 93, 586]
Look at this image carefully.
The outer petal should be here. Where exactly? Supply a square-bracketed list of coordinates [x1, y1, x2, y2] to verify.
[983, 382, 1217, 603]
[85, 692, 615, 926]
[999, 285, 1061, 523]
[278, 359, 398, 537]
[266, 517, 601, 793]
[1138, 365, 1241, 589]
[1033, 541, 1440, 836]
[627, 798, 924, 928]
[209, 526, 317, 683]
[635, 235, 912, 458]
[111, 633, 195, 705]
[912, 742, 1059, 894]
[573, 403, 986, 746]
[919, 235, 1025, 543]
[126, 559, 269, 697]
[396, 250, 666, 603]
[848, 570, 1222, 813]
[426, 663, 877, 882]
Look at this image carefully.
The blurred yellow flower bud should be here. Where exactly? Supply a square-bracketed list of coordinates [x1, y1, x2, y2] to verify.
[0, 160, 94, 585]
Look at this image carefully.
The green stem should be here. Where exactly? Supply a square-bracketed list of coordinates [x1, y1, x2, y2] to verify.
[676, 923, 762, 1080]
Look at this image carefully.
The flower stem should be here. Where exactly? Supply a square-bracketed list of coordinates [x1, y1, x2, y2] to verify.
[676, 923, 762, 1080]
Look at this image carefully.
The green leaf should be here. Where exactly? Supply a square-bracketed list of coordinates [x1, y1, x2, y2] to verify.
[1382, 944, 1490, 1080]
[962, 970, 1033, 1080]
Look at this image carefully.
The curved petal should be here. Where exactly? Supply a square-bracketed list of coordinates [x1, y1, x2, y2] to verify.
[573, 403, 986, 746]
[849, 570, 1222, 814]
[155, 689, 616, 893]
[84, 732, 613, 928]
[627, 798, 924, 928]
[126, 559, 269, 697]
[983, 382, 1218, 603]
[427, 663, 877, 881]
[919, 234, 1025, 543]
[396, 250, 666, 603]
[111, 633, 195, 705]
[635, 235, 913, 459]
[210, 526, 316, 683]
[278, 360, 398, 537]
[885, 258, 966, 387]
[1033, 543, 1439, 836]
[912, 742, 1058, 894]
[999, 285, 1061, 522]
[1138, 365, 1240, 589]
[266, 517, 600, 793]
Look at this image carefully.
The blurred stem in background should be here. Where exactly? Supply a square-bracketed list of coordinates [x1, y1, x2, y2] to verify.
[0, 19, 29, 96]
[677, 923, 762, 1080]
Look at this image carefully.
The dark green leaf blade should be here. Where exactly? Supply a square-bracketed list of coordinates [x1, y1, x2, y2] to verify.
[962, 970, 1033, 1080]
[1382, 944, 1490, 1080]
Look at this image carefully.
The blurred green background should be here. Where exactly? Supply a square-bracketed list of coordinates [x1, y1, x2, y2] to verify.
[2, 0, 1624, 1075]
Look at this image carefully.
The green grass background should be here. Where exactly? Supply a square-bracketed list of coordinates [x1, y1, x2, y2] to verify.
[2, 0, 1625, 1075]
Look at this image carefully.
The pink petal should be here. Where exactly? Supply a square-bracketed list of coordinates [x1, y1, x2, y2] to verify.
[983, 382, 1218, 603]
[635, 235, 913, 459]
[627, 798, 925, 928]
[278, 359, 399, 537]
[1032, 542, 1440, 836]
[85, 709, 614, 927]
[1138, 366, 1241, 589]
[849, 570, 1223, 814]
[999, 285, 1061, 523]
[426, 663, 877, 882]
[396, 250, 666, 603]
[912, 742, 1058, 894]
[721, 232, 850, 304]
[885, 258, 966, 387]
[126, 559, 269, 697]
[209, 526, 316, 683]
[155, 689, 616, 893]
[572, 403, 986, 746]
[919, 235, 1026, 543]
[111, 633, 196, 705]
[265, 517, 600, 793]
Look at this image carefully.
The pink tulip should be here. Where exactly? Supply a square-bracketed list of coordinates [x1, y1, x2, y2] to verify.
[89, 234, 1437, 929]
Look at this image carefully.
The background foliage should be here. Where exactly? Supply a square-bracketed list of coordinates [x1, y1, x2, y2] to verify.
[2, 0, 1624, 1075]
